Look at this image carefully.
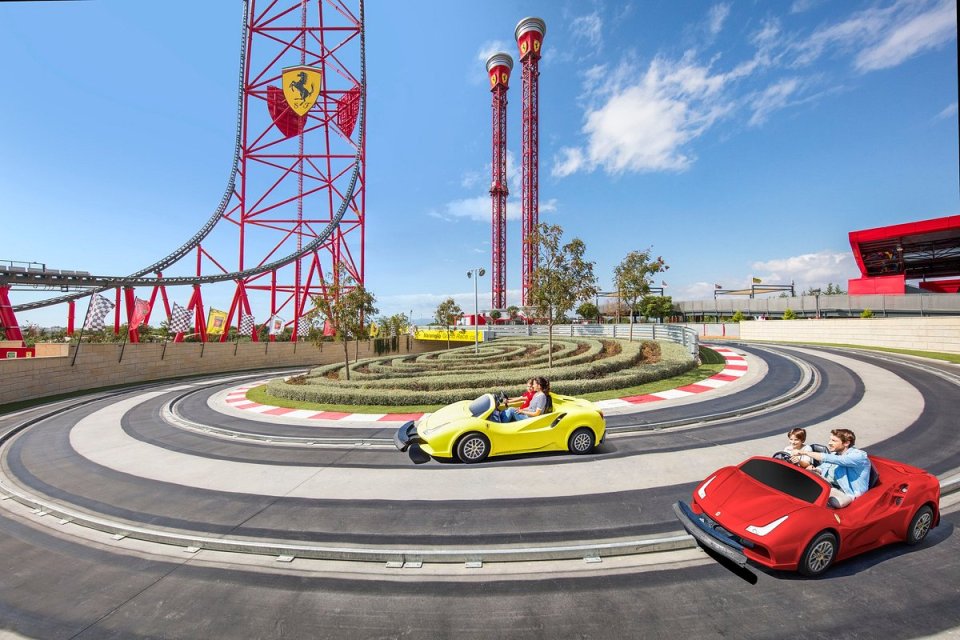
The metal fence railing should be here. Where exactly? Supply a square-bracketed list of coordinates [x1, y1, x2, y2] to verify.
[482, 323, 700, 358]
[676, 293, 960, 319]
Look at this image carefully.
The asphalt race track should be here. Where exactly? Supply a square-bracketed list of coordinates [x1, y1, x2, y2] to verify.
[1, 343, 958, 639]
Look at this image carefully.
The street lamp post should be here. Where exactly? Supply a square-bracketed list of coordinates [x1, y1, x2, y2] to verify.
[467, 267, 486, 353]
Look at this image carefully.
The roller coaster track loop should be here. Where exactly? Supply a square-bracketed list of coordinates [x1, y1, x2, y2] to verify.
[13, 0, 366, 313]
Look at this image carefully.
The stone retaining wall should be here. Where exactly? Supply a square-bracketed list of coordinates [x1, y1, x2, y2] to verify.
[738, 316, 960, 354]
[0, 338, 443, 406]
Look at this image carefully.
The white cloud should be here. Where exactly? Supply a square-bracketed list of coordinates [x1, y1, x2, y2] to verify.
[791, 0, 957, 72]
[751, 251, 858, 289]
[855, 0, 957, 71]
[708, 4, 731, 36]
[936, 102, 959, 120]
[553, 55, 736, 175]
[552, 147, 585, 178]
[748, 77, 801, 126]
[571, 12, 603, 50]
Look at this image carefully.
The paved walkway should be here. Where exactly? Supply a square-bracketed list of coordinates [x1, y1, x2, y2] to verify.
[215, 346, 750, 423]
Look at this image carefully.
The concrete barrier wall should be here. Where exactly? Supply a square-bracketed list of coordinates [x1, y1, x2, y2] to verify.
[738, 317, 960, 353]
[0, 338, 443, 406]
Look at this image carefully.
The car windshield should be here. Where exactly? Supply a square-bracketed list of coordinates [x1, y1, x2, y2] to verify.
[468, 394, 493, 418]
[740, 458, 824, 503]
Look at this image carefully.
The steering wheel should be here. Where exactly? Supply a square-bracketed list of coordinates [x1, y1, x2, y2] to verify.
[494, 391, 508, 409]
[772, 451, 792, 462]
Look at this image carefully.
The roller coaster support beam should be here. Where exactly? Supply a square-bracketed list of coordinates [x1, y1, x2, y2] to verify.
[0, 286, 24, 342]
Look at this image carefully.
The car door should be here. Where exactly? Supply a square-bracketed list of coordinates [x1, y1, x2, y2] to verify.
[490, 411, 565, 454]
[835, 479, 906, 556]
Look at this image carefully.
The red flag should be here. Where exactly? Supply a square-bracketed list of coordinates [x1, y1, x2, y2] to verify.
[130, 297, 150, 331]
[322, 319, 336, 337]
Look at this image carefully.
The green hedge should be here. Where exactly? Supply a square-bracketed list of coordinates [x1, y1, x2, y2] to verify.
[265, 338, 693, 406]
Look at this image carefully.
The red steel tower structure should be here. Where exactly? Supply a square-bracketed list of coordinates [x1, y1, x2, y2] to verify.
[515, 17, 545, 306]
[486, 52, 513, 311]
[196, 0, 366, 341]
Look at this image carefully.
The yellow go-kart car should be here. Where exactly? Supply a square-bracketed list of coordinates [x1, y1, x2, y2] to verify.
[394, 392, 606, 464]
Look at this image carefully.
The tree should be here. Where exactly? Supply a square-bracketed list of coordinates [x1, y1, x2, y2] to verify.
[576, 301, 599, 323]
[506, 305, 519, 324]
[527, 223, 599, 366]
[826, 282, 845, 295]
[640, 295, 674, 322]
[306, 266, 378, 380]
[376, 312, 409, 337]
[489, 309, 502, 322]
[783, 308, 797, 320]
[860, 308, 874, 318]
[731, 310, 745, 323]
[434, 298, 463, 350]
[613, 249, 669, 341]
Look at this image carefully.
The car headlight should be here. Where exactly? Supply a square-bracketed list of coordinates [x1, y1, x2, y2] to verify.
[697, 475, 717, 499]
[745, 515, 789, 536]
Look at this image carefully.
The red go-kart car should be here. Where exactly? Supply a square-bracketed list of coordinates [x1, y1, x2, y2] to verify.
[674, 452, 940, 577]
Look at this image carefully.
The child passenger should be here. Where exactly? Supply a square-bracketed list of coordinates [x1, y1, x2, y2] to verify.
[784, 428, 813, 469]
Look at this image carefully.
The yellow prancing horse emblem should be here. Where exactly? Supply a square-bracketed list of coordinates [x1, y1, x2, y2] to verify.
[282, 65, 322, 116]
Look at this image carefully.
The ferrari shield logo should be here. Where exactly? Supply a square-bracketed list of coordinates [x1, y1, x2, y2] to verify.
[282, 65, 322, 116]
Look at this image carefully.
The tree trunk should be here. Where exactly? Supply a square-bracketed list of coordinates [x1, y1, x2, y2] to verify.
[342, 340, 351, 381]
[548, 319, 554, 368]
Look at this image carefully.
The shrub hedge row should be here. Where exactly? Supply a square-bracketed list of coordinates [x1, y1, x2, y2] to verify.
[264, 338, 693, 406]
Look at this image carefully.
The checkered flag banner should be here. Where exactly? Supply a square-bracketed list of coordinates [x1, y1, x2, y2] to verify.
[169, 302, 192, 334]
[83, 294, 115, 331]
[297, 316, 311, 338]
[239, 313, 255, 337]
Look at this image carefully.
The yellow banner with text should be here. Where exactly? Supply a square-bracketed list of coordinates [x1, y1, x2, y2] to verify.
[414, 328, 485, 342]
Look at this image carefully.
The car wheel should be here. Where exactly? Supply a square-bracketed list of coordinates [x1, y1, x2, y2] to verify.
[906, 505, 934, 545]
[456, 433, 490, 464]
[568, 427, 595, 455]
[799, 531, 837, 577]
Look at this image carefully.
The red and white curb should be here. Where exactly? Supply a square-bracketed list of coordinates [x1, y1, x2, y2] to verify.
[219, 346, 749, 422]
[221, 384, 422, 423]
[594, 346, 748, 410]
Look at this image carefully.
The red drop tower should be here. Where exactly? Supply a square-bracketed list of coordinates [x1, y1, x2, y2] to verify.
[486, 52, 513, 311]
[515, 17, 545, 306]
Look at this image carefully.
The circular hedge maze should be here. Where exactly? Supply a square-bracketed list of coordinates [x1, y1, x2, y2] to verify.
[265, 336, 696, 407]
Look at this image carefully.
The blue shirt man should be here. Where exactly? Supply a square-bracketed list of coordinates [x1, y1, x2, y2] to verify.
[800, 428, 871, 508]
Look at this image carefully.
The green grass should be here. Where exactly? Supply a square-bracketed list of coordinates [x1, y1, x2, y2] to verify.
[747, 341, 960, 364]
[245, 363, 727, 413]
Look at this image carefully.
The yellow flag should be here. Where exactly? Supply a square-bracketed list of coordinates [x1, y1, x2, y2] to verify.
[369, 321, 380, 338]
[206, 308, 228, 335]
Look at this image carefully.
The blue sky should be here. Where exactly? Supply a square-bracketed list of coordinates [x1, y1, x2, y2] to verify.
[1, 0, 957, 328]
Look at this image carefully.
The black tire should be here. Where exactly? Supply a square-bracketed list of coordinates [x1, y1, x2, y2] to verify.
[798, 531, 838, 577]
[906, 505, 934, 545]
[456, 432, 490, 464]
[568, 427, 596, 455]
